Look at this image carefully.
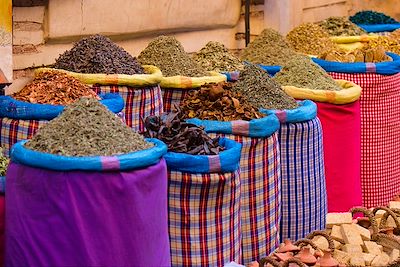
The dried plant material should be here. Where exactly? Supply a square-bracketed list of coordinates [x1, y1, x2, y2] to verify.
[143, 110, 224, 155]
[240, 28, 298, 65]
[319, 45, 391, 63]
[274, 55, 341, 91]
[232, 63, 298, 110]
[286, 23, 339, 55]
[138, 36, 207, 77]
[54, 34, 144, 75]
[0, 148, 9, 176]
[318, 16, 367, 36]
[367, 36, 400, 55]
[179, 82, 264, 121]
[350, 10, 398, 25]
[25, 98, 152, 156]
[193, 41, 244, 72]
[13, 70, 100, 105]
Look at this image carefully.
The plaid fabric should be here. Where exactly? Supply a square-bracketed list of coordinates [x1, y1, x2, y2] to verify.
[162, 88, 195, 113]
[329, 72, 400, 207]
[0, 113, 125, 158]
[0, 118, 47, 157]
[208, 132, 281, 264]
[168, 169, 241, 267]
[92, 85, 163, 132]
[278, 118, 327, 241]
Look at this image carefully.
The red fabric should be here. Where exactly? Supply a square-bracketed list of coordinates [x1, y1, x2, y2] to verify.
[316, 101, 362, 212]
[329, 72, 400, 207]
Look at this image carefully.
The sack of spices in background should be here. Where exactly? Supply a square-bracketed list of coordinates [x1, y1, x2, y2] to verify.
[350, 10, 399, 25]
[240, 28, 298, 66]
[54, 34, 144, 75]
[259, 88, 327, 241]
[318, 16, 367, 36]
[319, 45, 391, 63]
[143, 110, 224, 155]
[0, 71, 124, 157]
[232, 63, 298, 110]
[180, 82, 264, 121]
[138, 35, 226, 112]
[312, 42, 400, 209]
[286, 23, 339, 56]
[185, 82, 281, 263]
[49, 34, 163, 132]
[193, 41, 244, 73]
[274, 56, 342, 91]
[350, 11, 400, 34]
[6, 97, 171, 267]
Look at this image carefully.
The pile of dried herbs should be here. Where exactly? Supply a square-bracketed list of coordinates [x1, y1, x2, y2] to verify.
[13, 70, 100, 105]
[274, 56, 341, 91]
[350, 10, 398, 25]
[240, 28, 298, 65]
[232, 63, 298, 110]
[193, 41, 244, 72]
[143, 111, 224, 155]
[138, 36, 207, 77]
[180, 82, 264, 121]
[25, 98, 152, 156]
[367, 36, 400, 55]
[53, 34, 144, 75]
[286, 23, 338, 55]
[0, 148, 9, 176]
[319, 45, 390, 63]
[318, 16, 367, 36]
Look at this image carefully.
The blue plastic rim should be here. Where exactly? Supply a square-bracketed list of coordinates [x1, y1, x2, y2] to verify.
[10, 138, 167, 172]
[260, 100, 317, 123]
[0, 93, 124, 120]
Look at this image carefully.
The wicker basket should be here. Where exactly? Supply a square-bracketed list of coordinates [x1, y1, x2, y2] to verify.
[258, 207, 400, 267]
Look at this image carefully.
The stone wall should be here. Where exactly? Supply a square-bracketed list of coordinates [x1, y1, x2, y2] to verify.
[11, 0, 400, 77]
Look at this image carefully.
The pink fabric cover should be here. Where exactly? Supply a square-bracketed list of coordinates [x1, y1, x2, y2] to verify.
[316, 101, 362, 212]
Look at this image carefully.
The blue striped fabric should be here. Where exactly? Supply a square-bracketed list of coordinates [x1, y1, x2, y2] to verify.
[278, 117, 327, 241]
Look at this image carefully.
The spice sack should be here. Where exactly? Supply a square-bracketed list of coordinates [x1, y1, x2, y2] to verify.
[312, 53, 400, 208]
[166, 138, 242, 267]
[5, 138, 170, 267]
[261, 100, 327, 242]
[188, 115, 281, 264]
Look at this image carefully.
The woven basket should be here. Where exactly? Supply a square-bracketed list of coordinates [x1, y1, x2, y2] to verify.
[372, 206, 400, 237]
[259, 207, 400, 267]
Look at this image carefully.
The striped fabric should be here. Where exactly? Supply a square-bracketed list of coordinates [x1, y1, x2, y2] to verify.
[278, 118, 327, 241]
[208, 132, 281, 264]
[168, 169, 241, 267]
[162, 88, 194, 113]
[328, 72, 400, 207]
[0, 112, 125, 158]
[92, 85, 163, 132]
[0, 118, 47, 157]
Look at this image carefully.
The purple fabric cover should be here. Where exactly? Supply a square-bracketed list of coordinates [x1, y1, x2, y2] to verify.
[5, 159, 171, 267]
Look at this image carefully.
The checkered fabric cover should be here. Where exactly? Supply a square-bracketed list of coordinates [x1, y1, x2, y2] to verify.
[162, 88, 194, 113]
[0, 118, 47, 157]
[0, 112, 125, 158]
[168, 169, 241, 267]
[278, 118, 327, 241]
[92, 85, 163, 132]
[208, 132, 281, 264]
[328, 72, 400, 207]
